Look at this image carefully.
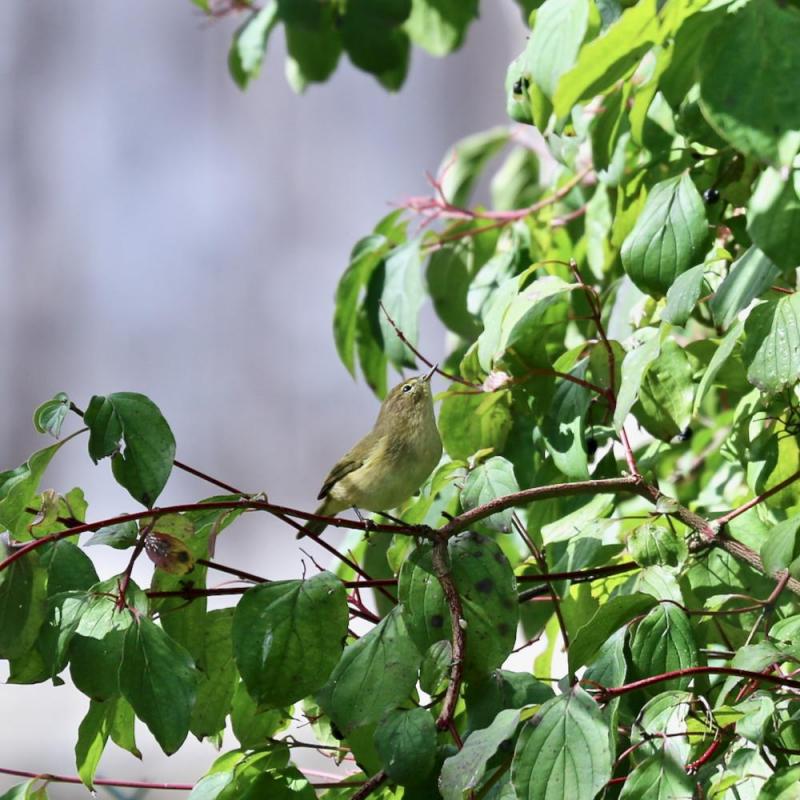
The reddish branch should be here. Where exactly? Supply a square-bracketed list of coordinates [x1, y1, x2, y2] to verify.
[713, 468, 800, 528]
[350, 770, 388, 800]
[594, 666, 800, 701]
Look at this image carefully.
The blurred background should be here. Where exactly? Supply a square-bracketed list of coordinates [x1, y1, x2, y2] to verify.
[0, 2, 527, 796]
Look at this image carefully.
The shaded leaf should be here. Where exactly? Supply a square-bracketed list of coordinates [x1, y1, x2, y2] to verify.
[748, 167, 800, 270]
[374, 707, 437, 786]
[228, 2, 279, 89]
[743, 293, 800, 394]
[460, 456, 519, 532]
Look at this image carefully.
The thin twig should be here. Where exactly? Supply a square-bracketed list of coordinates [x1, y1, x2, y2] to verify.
[350, 770, 388, 800]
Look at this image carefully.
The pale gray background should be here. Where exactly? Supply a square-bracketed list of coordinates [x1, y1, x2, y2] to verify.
[1, 2, 527, 797]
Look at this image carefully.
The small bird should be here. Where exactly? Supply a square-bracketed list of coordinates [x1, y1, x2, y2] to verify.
[299, 364, 442, 538]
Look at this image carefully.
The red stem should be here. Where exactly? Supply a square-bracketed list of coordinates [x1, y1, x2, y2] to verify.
[714, 468, 800, 527]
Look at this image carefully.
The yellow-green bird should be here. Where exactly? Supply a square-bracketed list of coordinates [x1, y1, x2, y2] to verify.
[299, 365, 442, 538]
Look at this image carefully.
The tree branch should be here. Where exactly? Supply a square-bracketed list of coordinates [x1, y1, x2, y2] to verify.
[350, 770, 388, 800]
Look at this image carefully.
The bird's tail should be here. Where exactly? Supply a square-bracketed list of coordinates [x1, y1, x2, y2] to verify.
[296, 498, 341, 539]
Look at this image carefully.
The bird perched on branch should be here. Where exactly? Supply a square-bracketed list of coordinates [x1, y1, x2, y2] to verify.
[298, 364, 442, 538]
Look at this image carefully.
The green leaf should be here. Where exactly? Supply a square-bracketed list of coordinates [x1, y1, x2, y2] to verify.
[630, 604, 698, 691]
[0, 548, 47, 659]
[542, 364, 592, 480]
[334, 235, 391, 375]
[527, 0, 591, 99]
[191, 609, 238, 740]
[627, 523, 687, 570]
[33, 392, 70, 438]
[460, 456, 519, 532]
[757, 766, 800, 800]
[233, 571, 347, 708]
[491, 148, 540, 211]
[85, 520, 138, 549]
[693, 321, 743, 414]
[438, 389, 513, 461]
[477, 275, 574, 372]
[426, 240, 482, 339]
[284, 13, 342, 92]
[228, 2, 279, 89]
[761, 516, 800, 579]
[662, 264, 705, 327]
[748, 167, 800, 270]
[710, 246, 782, 331]
[374, 707, 437, 786]
[119, 617, 198, 754]
[378, 238, 425, 368]
[618, 750, 694, 800]
[630, 690, 693, 762]
[512, 686, 612, 800]
[613, 327, 662, 431]
[0, 781, 48, 800]
[438, 127, 509, 208]
[399, 533, 518, 677]
[569, 592, 655, 674]
[0, 441, 66, 535]
[636, 339, 695, 441]
[698, 0, 800, 164]
[404, 0, 478, 57]
[109, 697, 140, 759]
[553, 0, 658, 118]
[316, 606, 421, 734]
[84, 392, 176, 507]
[621, 174, 708, 297]
[230, 682, 291, 748]
[419, 640, 452, 694]
[75, 699, 112, 790]
[440, 706, 531, 800]
[464, 670, 555, 732]
[743, 293, 800, 394]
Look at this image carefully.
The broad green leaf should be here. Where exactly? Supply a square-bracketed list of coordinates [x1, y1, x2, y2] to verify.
[109, 697, 140, 759]
[621, 174, 708, 297]
[662, 263, 705, 327]
[419, 640, 452, 695]
[191, 609, 238, 740]
[460, 456, 519, 532]
[569, 592, 656, 673]
[230, 682, 291, 748]
[0, 441, 66, 535]
[334, 235, 391, 376]
[228, 2, 279, 89]
[743, 293, 800, 394]
[119, 617, 198, 754]
[613, 326, 661, 431]
[693, 321, 743, 414]
[710, 247, 782, 331]
[630, 604, 698, 691]
[404, 0, 478, 56]
[378, 238, 425, 368]
[233, 571, 348, 708]
[718, 642, 786, 706]
[465, 670, 554, 732]
[284, 17, 342, 92]
[699, 0, 800, 164]
[339, 0, 412, 90]
[438, 388, 513, 461]
[440, 706, 531, 800]
[761, 516, 800, 579]
[75, 699, 112, 789]
[539, 491, 614, 546]
[627, 523, 687, 570]
[374, 707, 437, 786]
[316, 606, 421, 734]
[631, 691, 693, 763]
[734, 691, 774, 745]
[527, 0, 591, 99]
[636, 339, 695, 441]
[757, 766, 800, 800]
[619, 750, 694, 799]
[491, 148, 540, 211]
[477, 275, 574, 372]
[748, 167, 800, 270]
[399, 533, 518, 677]
[0, 782, 48, 800]
[439, 127, 509, 207]
[542, 363, 592, 479]
[426, 241, 482, 339]
[554, 0, 658, 118]
[85, 520, 138, 549]
[84, 392, 176, 507]
[0, 548, 47, 660]
[512, 686, 612, 800]
[33, 392, 70, 438]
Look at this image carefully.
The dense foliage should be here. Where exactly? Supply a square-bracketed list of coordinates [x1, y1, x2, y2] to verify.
[3, 0, 800, 798]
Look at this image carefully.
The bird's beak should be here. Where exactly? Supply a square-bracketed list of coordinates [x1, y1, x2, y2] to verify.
[423, 363, 438, 382]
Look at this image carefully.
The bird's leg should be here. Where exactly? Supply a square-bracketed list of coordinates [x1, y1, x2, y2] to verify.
[352, 506, 374, 535]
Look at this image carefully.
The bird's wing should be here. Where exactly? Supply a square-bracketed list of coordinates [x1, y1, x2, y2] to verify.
[317, 453, 365, 500]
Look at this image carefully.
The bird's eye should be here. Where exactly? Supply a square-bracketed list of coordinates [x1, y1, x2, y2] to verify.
[402, 384, 412, 393]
